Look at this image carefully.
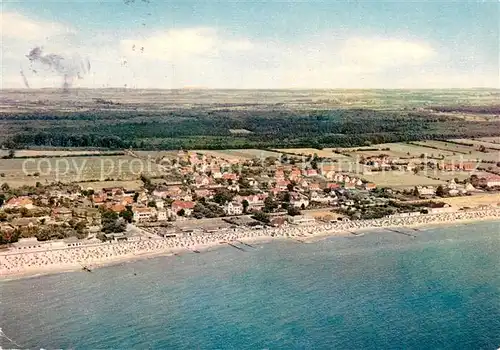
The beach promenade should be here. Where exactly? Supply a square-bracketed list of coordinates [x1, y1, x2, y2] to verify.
[1, 208, 499, 279]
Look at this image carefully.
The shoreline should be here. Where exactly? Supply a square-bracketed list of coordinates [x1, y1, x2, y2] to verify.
[1, 208, 500, 281]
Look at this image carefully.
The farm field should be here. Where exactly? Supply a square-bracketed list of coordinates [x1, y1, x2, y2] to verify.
[0, 156, 159, 186]
[133, 151, 179, 159]
[417, 170, 473, 182]
[449, 139, 500, 150]
[373, 142, 457, 158]
[411, 140, 480, 154]
[0, 149, 120, 158]
[360, 171, 446, 189]
[476, 137, 500, 144]
[275, 148, 351, 159]
[76, 180, 143, 191]
[194, 149, 282, 162]
[219, 149, 283, 160]
[341, 149, 411, 160]
[441, 193, 500, 208]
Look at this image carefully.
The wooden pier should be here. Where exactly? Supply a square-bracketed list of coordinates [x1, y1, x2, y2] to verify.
[385, 228, 416, 238]
[236, 240, 256, 249]
[226, 242, 245, 251]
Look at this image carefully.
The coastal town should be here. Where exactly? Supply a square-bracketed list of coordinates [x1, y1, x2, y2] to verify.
[1, 145, 499, 277]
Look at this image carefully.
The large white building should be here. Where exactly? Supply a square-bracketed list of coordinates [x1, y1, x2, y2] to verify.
[223, 201, 244, 216]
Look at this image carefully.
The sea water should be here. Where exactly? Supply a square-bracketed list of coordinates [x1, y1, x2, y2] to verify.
[1, 221, 499, 349]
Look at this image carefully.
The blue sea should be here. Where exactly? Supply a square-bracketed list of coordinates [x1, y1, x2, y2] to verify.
[1, 221, 499, 350]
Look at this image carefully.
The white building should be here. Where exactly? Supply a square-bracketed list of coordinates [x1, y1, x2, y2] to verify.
[287, 215, 315, 225]
[417, 186, 436, 196]
[223, 201, 244, 216]
[157, 208, 168, 221]
[133, 207, 156, 222]
[290, 193, 310, 208]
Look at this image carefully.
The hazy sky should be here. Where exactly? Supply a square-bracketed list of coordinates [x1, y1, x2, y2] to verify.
[1, 0, 499, 89]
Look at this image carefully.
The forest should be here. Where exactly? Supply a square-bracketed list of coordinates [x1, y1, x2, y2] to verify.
[1, 107, 499, 150]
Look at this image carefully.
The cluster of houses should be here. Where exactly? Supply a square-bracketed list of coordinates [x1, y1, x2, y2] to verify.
[2, 150, 499, 237]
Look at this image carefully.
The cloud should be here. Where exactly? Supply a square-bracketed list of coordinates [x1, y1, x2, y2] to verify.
[0, 12, 68, 41]
[339, 37, 435, 71]
[120, 28, 254, 61]
[1, 11, 496, 89]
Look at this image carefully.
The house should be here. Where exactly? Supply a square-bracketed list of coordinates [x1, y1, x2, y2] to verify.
[416, 186, 436, 196]
[222, 173, 239, 181]
[152, 188, 170, 198]
[343, 182, 356, 190]
[194, 175, 211, 188]
[102, 187, 124, 196]
[318, 164, 337, 179]
[303, 169, 318, 177]
[428, 204, 455, 214]
[223, 201, 244, 216]
[107, 203, 126, 213]
[464, 182, 476, 192]
[310, 191, 337, 204]
[92, 193, 107, 207]
[274, 170, 285, 180]
[276, 180, 291, 191]
[0, 223, 15, 236]
[287, 215, 315, 225]
[479, 174, 500, 188]
[227, 183, 240, 192]
[51, 207, 73, 221]
[194, 189, 214, 199]
[73, 208, 102, 226]
[11, 217, 40, 228]
[326, 182, 341, 190]
[4, 196, 34, 210]
[308, 182, 321, 191]
[289, 169, 302, 181]
[234, 194, 267, 211]
[211, 169, 223, 179]
[290, 193, 310, 208]
[171, 200, 195, 216]
[157, 208, 168, 221]
[363, 182, 377, 191]
[133, 207, 156, 222]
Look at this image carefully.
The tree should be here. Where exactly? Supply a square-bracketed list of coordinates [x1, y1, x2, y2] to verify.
[7, 150, 15, 159]
[436, 185, 445, 197]
[242, 200, 249, 213]
[287, 206, 301, 216]
[1, 183, 9, 191]
[213, 189, 233, 205]
[283, 192, 291, 202]
[120, 207, 134, 223]
[263, 195, 277, 213]
[101, 210, 126, 233]
[147, 201, 157, 208]
[412, 186, 419, 197]
[252, 211, 269, 223]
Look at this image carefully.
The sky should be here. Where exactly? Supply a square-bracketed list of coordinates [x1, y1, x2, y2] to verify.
[1, 0, 499, 89]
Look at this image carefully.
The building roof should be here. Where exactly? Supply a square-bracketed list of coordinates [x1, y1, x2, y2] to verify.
[6, 196, 33, 206]
[171, 200, 195, 209]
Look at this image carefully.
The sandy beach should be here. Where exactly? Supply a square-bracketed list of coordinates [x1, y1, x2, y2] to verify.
[1, 208, 499, 280]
